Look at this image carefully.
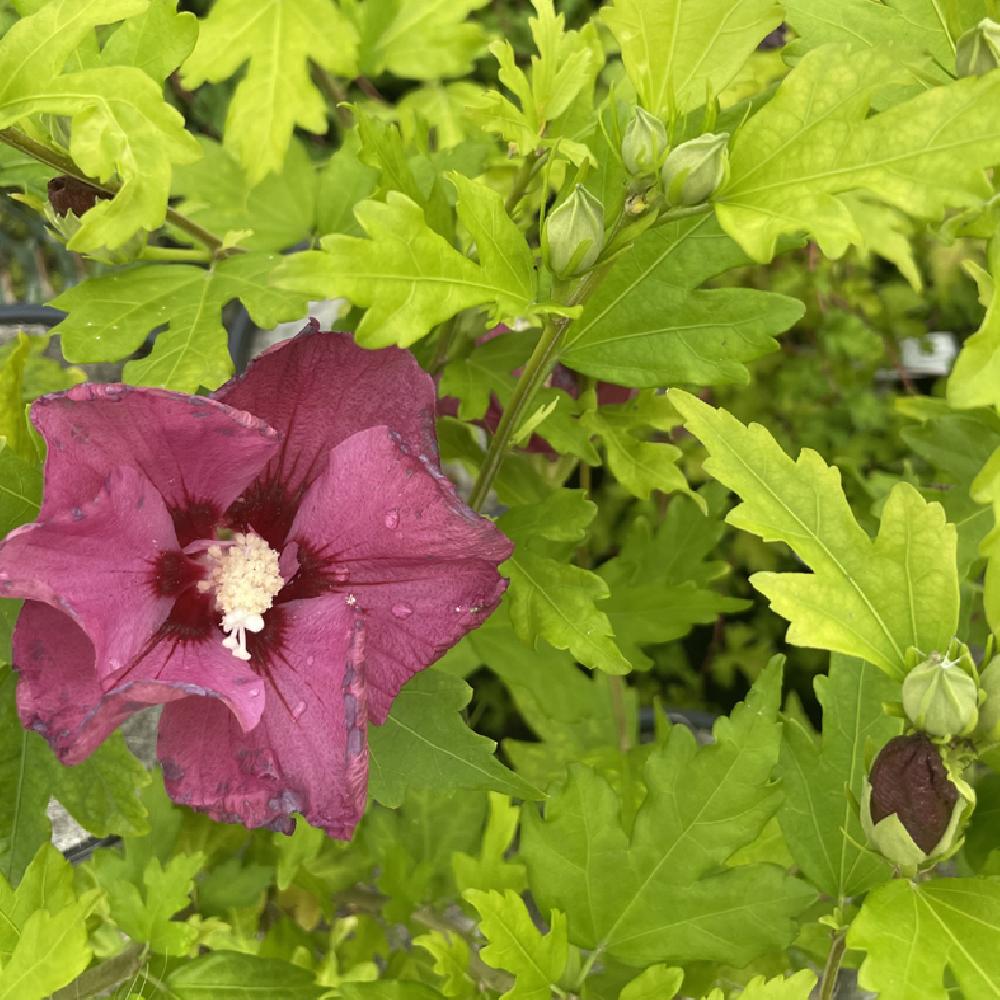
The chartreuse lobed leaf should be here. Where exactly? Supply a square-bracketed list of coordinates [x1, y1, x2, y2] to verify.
[596, 491, 748, 670]
[521, 662, 815, 968]
[948, 237, 1000, 410]
[164, 951, 326, 998]
[99, 0, 197, 81]
[964, 774, 1000, 875]
[467, 0, 600, 162]
[971, 443, 1000, 633]
[52, 253, 312, 392]
[181, 0, 358, 185]
[498, 492, 631, 675]
[464, 889, 568, 1000]
[559, 214, 804, 387]
[0, 0, 147, 96]
[581, 392, 691, 501]
[601, 0, 782, 116]
[353, 107, 453, 238]
[849, 879, 1000, 999]
[0, 0, 200, 251]
[842, 193, 922, 290]
[0, 844, 76, 961]
[705, 971, 817, 1000]
[172, 137, 319, 253]
[449, 173, 536, 321]
[349, 0, 488, 80]
[467, 608, 640, 794]
[340, 984, 446, 1000]
[715, 44, 1000, 262]
[783, 0, 958, 69]
[670, 391, 960, 680]
[366, 788, 487, 923]
[777, 655, 900, 900]
[0, 666, 148, 884]
[619, 964, 683, 1000]
[452, 792, 527, 895]
[0, 335, 34, 463]
[414, 930, 475, 999]
[366, 668, 541, 808]
[276, 193, 510, 349]
[99, 850, 206, 955]
[0, 845, 100, 1000]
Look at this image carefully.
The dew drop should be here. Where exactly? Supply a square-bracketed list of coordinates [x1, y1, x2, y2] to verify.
[384, 509, 400, 529]
[305, 655, 315, 667]
[391, 602, 413, 620]
[345, 593, 357, 606]
[249, 687, 261, 697]
[291, 701, 306, 720]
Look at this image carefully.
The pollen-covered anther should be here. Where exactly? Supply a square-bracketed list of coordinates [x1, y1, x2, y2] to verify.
[198, 532, 283, 660]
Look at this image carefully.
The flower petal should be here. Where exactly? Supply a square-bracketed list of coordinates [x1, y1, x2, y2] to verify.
[157, 599, 367, 838]
[14, 601, 264, 764]
[32, 383, 279, 543]
[0, 466, 180, 677]
[285, 425, 512, 722]
[213, 324, 439, 548]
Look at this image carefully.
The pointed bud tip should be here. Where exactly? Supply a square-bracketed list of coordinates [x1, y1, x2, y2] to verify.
[543, 185, 606, 278]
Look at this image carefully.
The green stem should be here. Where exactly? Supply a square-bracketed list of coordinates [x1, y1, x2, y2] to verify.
[609, 675, 632, 753]
[51, 943, 148, 1000]
[819, 928, 847, 1000]
[467, 223, 622, 513]
[573, 947, 604, 990]
[468, 315, 565, 512]
[138, 246, 212, 263]
[0, 127, 230, 255]
[505, 150, 547, 216]
[430, 312, 463, 374]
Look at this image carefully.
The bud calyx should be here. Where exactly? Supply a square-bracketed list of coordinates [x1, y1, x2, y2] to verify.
[544, 185, 605, 278]
[621, 108, 668, 177]
[861, 734, 970, 872]
[660, 132, 730, 207]
[955, 18, 1000, 77]
[901, 642, 979, 738]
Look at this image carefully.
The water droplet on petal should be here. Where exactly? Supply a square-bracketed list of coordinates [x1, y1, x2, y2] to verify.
[291, 700, 306, 720]
[305, 655, 315, 667]
[345, 593, 357, 606]
[384, 509, 400, 529]
[249, 687, 261, 697]
[391, 602, 412, 620]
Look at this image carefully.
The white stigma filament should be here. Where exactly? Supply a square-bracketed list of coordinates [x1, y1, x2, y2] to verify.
[198, 532, 283, 661]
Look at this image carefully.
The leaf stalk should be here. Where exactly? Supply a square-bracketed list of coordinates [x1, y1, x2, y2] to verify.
[0, 127, 230, 255]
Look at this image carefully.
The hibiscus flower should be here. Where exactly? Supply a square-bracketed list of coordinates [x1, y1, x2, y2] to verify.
[0, 322, 512, 837]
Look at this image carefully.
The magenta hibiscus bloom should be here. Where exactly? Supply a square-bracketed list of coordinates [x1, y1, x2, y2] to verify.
[0, 323, 512, 837]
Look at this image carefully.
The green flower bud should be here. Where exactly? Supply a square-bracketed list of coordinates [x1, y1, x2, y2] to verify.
[45, 175, 145, 265]
[955, 18, 1000, 78]
[902, 646, 978, 738]
[861, 734, 970, 873]
[975, 655, 1000, 743]
[543, 185, 605, 278]
[621, 108, 668, 177]
[660, 132, 730, 207]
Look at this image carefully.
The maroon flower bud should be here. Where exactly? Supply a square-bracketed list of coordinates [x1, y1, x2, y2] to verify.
[47, 176, 110, 218]
[868, 734, 959, 853]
